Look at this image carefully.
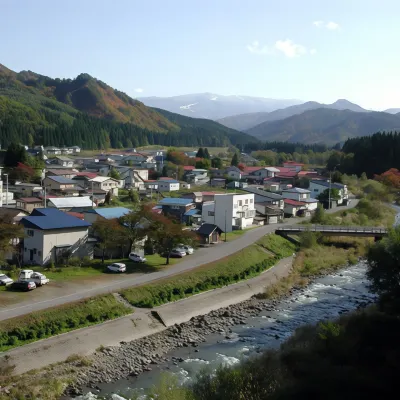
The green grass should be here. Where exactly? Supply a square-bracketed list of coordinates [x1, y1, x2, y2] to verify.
[0, 294, 131, 351]
[121, 234, 296, 308]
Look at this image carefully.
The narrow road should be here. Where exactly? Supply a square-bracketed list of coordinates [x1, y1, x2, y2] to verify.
[0, 199, 358, 321]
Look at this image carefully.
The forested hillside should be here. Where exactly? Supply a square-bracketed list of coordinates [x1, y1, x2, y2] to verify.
[0, 64, 254, 149]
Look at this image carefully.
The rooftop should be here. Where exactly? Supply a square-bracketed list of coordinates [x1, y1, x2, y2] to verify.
[21, 208, 91, 231]
[158, 179, 179, 184]
[89, 176, 119, 183]
[56, 156, 73, 161]
[197, 223, 221, 236]
[18, 197, 43, 203]
[46, 176, 76, 184]
[74, 172, 98, 179]
[159, 198, 194, 206]
[242, 187, 284, 200]
[48, 197, 93, 208]
[85, 207, 131, 219]
[284, 199, 306, 206]
[46, 169, 77, 176]
[282, 187, 311, 193]
[310, 180, 345, 189]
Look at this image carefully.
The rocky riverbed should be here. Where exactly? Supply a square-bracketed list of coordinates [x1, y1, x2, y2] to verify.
[66, 261, 374, 398]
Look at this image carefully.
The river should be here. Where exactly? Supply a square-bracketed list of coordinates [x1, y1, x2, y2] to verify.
[75, 205, 400, 400]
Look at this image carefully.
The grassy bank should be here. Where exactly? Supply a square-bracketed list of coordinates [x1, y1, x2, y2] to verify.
[0, 295, 131, 352]
[121, 234, 296, 308]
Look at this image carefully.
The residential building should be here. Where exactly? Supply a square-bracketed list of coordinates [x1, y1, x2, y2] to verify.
[181, 191, 218, 204]
[242, 187, 284, 209]
[122, 153, 148, 164]
[201, 193, 256, 232]
[283, 161, 304, 172]
[46, 169, 77, 179]
[88, 177, 119, 196]
[55, 156, 74, 168]
[180, 182, 191, 190]
[309, 180, 349, 205]
[71, 146, 81, 153]
[116, 167, 148, 189]
[225, 166, 242, 180]
[249, 167, 280, 180]
[48, 196, 94, 211]
[0, 208, 28, 223]
[196, 224, 222, 245]
[83, 207, 131, 224]
[11, 182, 43, 197]
[186, 169, 208, 182]
[226, 181, 248, 189]
[16, 197, 43, 213]
[43, 176, 83, 196]
[20, 208, 92, 265]
[143, 180, 159, 191]
[158, 197, 196, 223]
[157, 179, 180, 192]
[44, 146, 61, 156]
[281, 187, 318, 211]
[283, 199, 308, 217]
[254, 202, 284, 224]
[210, 178, 226, 188]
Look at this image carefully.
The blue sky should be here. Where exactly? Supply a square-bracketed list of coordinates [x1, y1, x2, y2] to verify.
[2, 0, 399, 110]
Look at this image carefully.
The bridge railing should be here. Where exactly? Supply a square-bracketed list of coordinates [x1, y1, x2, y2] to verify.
[276, 225, 388, 234]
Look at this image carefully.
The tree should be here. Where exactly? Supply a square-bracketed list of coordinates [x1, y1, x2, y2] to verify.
[317, 188, 340, 203]
[105, 191, 112, 205]
[92, 219, 126, 263]
[119, 209, 149, 252]
[108, 168, 121, 180]
[4, 143, 27, 167]
[367, 227, 400, 312]
[204, 148, 210, 159]
[311, 204, 326, 224]
[231, 153, 239, 167]
[0, 220, 23, 263]
[211, 157, 223, 169]
[195, 159, 211, 169]
[196, 148, 205, 158]
[129, 189, 140, 204]
[161, 165, 168, 177]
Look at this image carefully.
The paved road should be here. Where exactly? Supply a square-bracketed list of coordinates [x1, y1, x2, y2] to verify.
[0, 199, 358, 321]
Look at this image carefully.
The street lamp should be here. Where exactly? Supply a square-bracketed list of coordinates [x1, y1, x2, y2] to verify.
[3, 173, 8, 206]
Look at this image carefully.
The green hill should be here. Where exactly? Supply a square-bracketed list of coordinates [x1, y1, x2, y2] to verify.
[0, 64, 253, 149]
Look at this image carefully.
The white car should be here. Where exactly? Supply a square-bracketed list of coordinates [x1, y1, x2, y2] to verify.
[178, 244, 194, 255]
[18, 270, 49, 286]
[129, 253, 147, 263]
[170, 249, 187, 258]
[107, 263, 127, 273]
[0, 274, 13, 286]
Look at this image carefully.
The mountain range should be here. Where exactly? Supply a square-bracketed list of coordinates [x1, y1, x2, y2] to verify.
[0, 64, 256, 149]
[139, 93, 302, 120]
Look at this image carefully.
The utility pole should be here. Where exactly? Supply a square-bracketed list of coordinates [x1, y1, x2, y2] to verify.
[328, 170, 332, 210]
[224, 209, 227, 242]
[4, 173, 8, 206]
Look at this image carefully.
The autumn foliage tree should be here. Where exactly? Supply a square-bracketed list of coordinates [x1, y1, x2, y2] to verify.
[375, 168, 400, 189]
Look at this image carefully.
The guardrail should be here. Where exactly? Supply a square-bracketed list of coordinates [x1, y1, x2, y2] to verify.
[276, 225, 388, 234]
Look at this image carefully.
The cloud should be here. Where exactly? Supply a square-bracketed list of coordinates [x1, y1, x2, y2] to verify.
[313, 20, 340, 30]
[246, 40, 271, 55]
[247, 39, 315, 58]
[134, 88, 144, 93]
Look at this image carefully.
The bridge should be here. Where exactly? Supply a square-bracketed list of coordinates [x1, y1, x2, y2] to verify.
[276, 225, 388, 240]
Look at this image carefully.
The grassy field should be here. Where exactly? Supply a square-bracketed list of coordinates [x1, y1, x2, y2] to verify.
[0, 294, 131, 352]
[121, 234, 296, 308]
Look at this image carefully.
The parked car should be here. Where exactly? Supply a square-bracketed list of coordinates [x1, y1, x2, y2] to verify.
[177, 244, 194, 255]
[0, 274, 13, 286]
[167, 249, 187, 258]
[18, 270, 49, 287]
[107, 263, 127, 273]
[11, 281, 36, 291]
[129, 253, 147, 263]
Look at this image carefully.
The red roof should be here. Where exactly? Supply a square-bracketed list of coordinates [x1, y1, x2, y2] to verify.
[183, 166, 195, 171]
[298, 171, 318, 176]
[159, 177, 174, 180]
[284, 199, 306, 206]
[276, 172, 298, 178]
[284, 161, 304, 166]
[244, 166, 262, 173]
[144, 179, 157, 182]
[66, 212, 84, 220]
[18, 197, 43, 203]
[74, 172, 98, 179]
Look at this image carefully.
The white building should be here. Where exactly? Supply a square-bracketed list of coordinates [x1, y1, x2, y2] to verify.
[55, 156, 74, 168]
[157, 179, 180, 192]
[249, 167, 280, 179]
[88, 177, 119, 196]
[20, 208, 91, 265]
[309, 180, 349, 205]
[201, 193, 256, 232]
[281, 187, 318, 211]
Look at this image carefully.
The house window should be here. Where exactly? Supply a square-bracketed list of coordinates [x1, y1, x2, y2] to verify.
[314, 189, 319, 192]
[233, 203, 238, 209]
[238, 200, 242, 206]
[245, 199, 249, 205]
[24, 247, 27, 252]
[38, 251, 42, 256]
[208, 211, 215, 216]
[250, 199, 253, 203]
[27, 230, 34, 237]
[33, 249, 37, 255]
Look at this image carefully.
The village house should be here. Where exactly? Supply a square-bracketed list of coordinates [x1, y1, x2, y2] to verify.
[88, 177, 119, 196]
[55, 156, 74, 168]
[309, 180, 349, 205]
[44, 146, 61, 156]
[281, 187, 318, 211]
[283, 161, 304, 172]
[46, 169, 78, 179]
[283, 199, 308, 217]
[196, 223, 222, 245]
[83, 207, 131, 224]
[20, 208, 92, 265]
[43, 176, 83, 196]
[225, 166, 242, 180]
[157, 179, 180, 192]
[71, 146, 81, 153]
[201, 193, 256, 232]
[16, 197, 43, 213]
[10, 182, 43, 198]
[143, 180, 159, 191]
[158, 197, 196, 223]
[254, 201, 284, 224]
[47, 196, 94, 211]
[242, 187, 284, 209]
[115, 167, 148, 189]
[122, 153, 148, 164]
[0, 208, 28, 223]
[210, 178, 226, 188]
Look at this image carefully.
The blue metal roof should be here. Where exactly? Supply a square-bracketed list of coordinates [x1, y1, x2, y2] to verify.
[310, 180, 345, 190]
[159, 198, 194, 206]
[184, 209, 200, 216]
[86, 207, 131, 219]
[46, 176, 76, 184]
[21, 208, 91, 230]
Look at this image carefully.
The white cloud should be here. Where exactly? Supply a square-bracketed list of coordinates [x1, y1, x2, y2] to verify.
[310, 48, 317, 55]
[134, 88, 144, 93]
[313, 20, 340, 30]
[246, 40, 271, 55]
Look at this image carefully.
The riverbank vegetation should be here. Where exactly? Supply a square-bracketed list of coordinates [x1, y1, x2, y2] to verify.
[0, 294, 131, 351]
[121, 234, 296, 308]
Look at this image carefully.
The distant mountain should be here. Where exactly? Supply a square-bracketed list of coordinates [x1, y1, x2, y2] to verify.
[0, 64, 253, 149]
[384, 108, 400, 114]
[139, 93, 302, 120]
[217, 99, 368, 131]
[245, 108, 400, 145]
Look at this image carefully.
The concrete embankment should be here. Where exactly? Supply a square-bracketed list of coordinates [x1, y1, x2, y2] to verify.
[1, 256, 294, 375]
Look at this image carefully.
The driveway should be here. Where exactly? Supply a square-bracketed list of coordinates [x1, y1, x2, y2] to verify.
[0, 199, 358, 321]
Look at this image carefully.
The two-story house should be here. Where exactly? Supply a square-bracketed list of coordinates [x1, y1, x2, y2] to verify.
[20, 208, 92, 265]
[55, 156, 74, 168]
[309, 180, 349, 205]
[43, 176, 83, 196]
[242, 187, 285, 209]
[224, 166, 242, 180]
[158, 197, 196, 223]
[83, 207, 131, 224]
[16, 197, 44, 213]
[157, 179, 180, 192]
[201, 193, 256, 232]
[46, 169, 78, 179]
[88, 177, 119, 196]
[281, 187, 318, 211]
[249, 167, 280, 180]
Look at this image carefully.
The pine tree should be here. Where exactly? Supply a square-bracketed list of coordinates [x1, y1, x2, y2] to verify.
[196, 148, 205, 158]
[231, 153, 239, 167]
[204, 148, 210, 159]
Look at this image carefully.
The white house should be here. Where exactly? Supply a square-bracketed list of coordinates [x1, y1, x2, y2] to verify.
[242, 187, 284, 209]
[225, 166, 242, 180]
[249, 167, 280, 179]
[201, 193, 256, 232]
[309, 180, 349, 205]
[116, 167, 148, 188]
[283, 199, 307, 217]
[20, 208, 91, 265]
[88, 177, 119, 196]
[157, 179, 180, 192]
[71, 146, 81, 153]
[122, 153, 148, 164]
[55, 156, 74, 168]
[281, 187, 318, 211]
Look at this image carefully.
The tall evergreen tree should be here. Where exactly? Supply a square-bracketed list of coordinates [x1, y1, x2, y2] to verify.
[231, 153, 239, 167]
[204, 148, 210, 159]
[196, 147, 205, 158]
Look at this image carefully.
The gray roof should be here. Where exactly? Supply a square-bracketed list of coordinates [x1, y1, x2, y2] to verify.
[242, 187, 283, 200]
